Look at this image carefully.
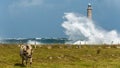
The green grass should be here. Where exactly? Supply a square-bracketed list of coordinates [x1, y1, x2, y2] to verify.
[0, 44, 120, 68]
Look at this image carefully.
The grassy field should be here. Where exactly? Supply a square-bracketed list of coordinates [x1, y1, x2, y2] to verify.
[0, 44, 120, 68]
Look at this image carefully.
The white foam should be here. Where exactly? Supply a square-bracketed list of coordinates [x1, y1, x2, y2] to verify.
[35, 38, 42, 40]
[27, 40, 41, 45]
[62, 13, 120, 44]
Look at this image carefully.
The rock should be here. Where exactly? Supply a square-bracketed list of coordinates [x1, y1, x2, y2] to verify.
[59, 46, 62, 49]
[57, 56, 62, 59]
[49, 56, 53, 60]
[106, 46, 111, 49]
[47, 46, 52, 49]
[116, 46, 120, 49]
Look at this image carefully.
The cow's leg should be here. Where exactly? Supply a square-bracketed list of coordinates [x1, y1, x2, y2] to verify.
[26, 58, 28, 65]
[22, 57, 24, 65]
[30, 57, 32, 65]
[29, 57, 32, 67]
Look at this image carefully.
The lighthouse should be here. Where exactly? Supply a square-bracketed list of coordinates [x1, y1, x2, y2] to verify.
[87, 3, 92, 19]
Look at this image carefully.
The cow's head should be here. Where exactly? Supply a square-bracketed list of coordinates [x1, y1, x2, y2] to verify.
[23, 45, 33, 58]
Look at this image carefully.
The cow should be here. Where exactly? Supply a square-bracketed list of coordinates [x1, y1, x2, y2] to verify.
[20, 44, 33, 66]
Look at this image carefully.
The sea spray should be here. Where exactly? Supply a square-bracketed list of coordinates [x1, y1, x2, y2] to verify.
[62, 13, 120, 44]
[27, 40, 41, 45]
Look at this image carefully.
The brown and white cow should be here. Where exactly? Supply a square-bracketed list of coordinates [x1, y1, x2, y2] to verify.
[20, 44, 33, 66]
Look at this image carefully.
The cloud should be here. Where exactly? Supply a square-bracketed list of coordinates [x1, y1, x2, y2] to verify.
[9, 0, 43, 9]
[8, 0, 43, 15]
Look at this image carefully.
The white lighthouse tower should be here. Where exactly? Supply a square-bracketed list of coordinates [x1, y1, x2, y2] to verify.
[87, 3, 92, 19]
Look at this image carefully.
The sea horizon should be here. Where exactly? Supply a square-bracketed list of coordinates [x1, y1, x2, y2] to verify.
[0, 37, 69, 44]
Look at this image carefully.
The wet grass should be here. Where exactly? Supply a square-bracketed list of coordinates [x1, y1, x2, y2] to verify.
[0, 44, 120, 68]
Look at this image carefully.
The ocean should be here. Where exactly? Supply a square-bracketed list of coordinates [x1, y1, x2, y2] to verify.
[0, 38, 69, 44]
